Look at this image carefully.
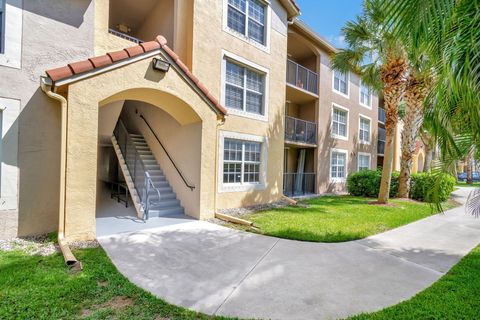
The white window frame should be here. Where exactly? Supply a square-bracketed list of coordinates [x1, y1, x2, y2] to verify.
[358, 114, 372, 145]
[359, 80, 372, 109]
[357, 152, 371, 171]
[330, 148, 348, 182]
[0, 0, 22, 69]
[332, 69, 350, 98]
[220, 50, 269, 122]
[222, 0, 271, 53]
[218, 130, 268, 193]
[331, 103, 349, 141]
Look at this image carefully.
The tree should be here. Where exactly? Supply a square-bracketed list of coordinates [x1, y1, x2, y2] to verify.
[332, 0, 409, 203]
[398, 70, 432, 197]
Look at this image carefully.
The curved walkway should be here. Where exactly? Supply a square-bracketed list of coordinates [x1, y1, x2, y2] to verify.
[98, 188, 480, 320]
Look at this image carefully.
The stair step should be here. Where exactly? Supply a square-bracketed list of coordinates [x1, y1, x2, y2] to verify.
[147, 206, 184, 217]
[150, 199, 180, 208]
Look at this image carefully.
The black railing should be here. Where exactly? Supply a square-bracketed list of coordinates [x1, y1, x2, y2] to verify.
[108, 28, 144, 44]
[283, 173, 316, 196]
[286, 59, 319, 94]
[378, 108, 386, 123]
[285, 116, 317, 145]
[139, 114, 195, 191]
[377, 127, 386, 155]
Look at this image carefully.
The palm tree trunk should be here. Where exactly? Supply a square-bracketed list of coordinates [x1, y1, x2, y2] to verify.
[424, 146, 433, 172]
[378, 57, 409, 203]
[467, 152, 473, 184]
[398, 73, 430, 197]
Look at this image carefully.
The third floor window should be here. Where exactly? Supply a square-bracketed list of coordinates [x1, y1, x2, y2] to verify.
[227, 0, 266, 45]
[333, 70, 349, 96]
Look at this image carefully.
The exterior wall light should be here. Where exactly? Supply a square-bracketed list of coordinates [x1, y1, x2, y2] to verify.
[152, 58, 170, 72]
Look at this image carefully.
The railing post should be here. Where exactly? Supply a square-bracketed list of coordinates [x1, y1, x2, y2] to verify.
[144, 172, 149, 219]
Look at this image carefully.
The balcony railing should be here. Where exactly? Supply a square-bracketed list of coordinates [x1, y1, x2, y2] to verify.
[378, 108, 386, 123]
[108, 28, 144, 44]
[285, 116, 317, 145]
[286, 59, 318, 95]
[378, 127, 386, 155]
[283, 173, 316, 196]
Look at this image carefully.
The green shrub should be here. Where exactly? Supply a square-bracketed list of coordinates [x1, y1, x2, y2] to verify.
[410, 172, 456, 202]
[347, 170, 399, 198]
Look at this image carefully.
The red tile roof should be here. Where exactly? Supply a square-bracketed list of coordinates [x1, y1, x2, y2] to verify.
[45, 35, 227, 116]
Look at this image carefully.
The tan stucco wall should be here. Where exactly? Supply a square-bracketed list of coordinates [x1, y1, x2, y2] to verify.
[64, 54, 219, 240]
[191, 0, 289, 209]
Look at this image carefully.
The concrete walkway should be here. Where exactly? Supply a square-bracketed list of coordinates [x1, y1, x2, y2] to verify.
[98, 187, 480, 320]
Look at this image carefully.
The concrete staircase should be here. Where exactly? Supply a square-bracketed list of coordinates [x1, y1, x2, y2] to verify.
[111, 131, 184, 219]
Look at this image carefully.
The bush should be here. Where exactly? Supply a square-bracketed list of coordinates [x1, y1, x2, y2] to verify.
[347, 170, 399, 198]
[410, 173, 456, 202]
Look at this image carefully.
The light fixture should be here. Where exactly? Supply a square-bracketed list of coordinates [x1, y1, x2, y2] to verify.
[152, 58, 170, 72]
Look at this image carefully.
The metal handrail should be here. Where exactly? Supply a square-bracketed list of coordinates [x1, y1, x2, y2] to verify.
[114, 119, 162, 219]
[284, 115, 317, 145]
[108, 28, 144, 44]
[283, 172, 316, 196]
[286, 59, 319, 94]
[139, 114, 195, 191]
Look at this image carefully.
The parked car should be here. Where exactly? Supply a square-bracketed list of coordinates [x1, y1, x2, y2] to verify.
[458, 172, 480, 182]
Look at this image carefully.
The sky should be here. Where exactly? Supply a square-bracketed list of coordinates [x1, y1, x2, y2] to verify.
[295, 0, 363, 48]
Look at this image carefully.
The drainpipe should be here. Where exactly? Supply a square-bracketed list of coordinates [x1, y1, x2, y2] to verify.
[214, 116, 226, 215]
[40, 77, 82, 271]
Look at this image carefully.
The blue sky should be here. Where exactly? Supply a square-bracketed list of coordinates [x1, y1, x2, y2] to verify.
[295, 0, 363, 48]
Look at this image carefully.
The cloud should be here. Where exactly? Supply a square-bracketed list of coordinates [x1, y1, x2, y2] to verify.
[326, 35, 346, 48]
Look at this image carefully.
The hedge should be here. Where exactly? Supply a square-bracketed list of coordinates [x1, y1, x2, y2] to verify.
[347, 170, 455, 202]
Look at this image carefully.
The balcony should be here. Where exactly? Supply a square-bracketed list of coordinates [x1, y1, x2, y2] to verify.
[285, 116, 317, 146]
[108, 28, 143, 44]
[283, 173, 316, 196]
[378, 127, 386, 155]
[378, 108, 386, 124]
[287, 59, 318, 95]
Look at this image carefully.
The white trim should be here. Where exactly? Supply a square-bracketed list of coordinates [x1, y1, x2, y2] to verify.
[222, 0, 271, 54]
[220, 49, 269, 122]
[332, 69, 350, 98]
[0, 0, 23, 69]
[330, 148, 348, 183]
[357, 152, 371, 171]
[359, 80, 373, 109]
[331, 103, 349, 141]
[358, 114, 372, 145]
[218, 130, 268, 193]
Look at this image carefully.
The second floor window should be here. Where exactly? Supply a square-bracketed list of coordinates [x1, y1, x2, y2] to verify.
[359, 117, 371, 144]
[332, 107, 348, 138]
[225, 60, 265, 115]
[360, 82, 372, 107]
[333, 70, 348, 96]
[227, 0, 266, 45]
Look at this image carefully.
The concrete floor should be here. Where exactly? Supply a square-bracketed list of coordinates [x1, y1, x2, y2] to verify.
[98, 187, 480, 320]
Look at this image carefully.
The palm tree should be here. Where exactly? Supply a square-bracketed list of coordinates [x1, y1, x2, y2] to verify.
[332, 0, 409, 203]
[397, 70, 432, 197]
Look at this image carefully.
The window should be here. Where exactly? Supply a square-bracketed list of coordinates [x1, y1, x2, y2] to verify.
[223, 138, 261, 184]
[0, 0, 5, 53]
[360, 82, 372, 108]
[358, 154, 371, 171]
[227, 0, 266, 45]
[333, 70, 349, 96]
[225, 59, 265, 115]
[359, 117, 371, 144]
[332, 106, 348, 139]
[331, 150, 347, 181]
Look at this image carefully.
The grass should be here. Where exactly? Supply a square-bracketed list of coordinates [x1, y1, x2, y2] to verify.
[348, 245, 480, 319]
[456, 181, 480, 187]
[0, 247, 231, 320]
[232, 196, 458, 242]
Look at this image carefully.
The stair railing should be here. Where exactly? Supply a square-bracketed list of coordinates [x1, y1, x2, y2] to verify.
[114, 119, 161, 220]
[139, 114, 195, 191]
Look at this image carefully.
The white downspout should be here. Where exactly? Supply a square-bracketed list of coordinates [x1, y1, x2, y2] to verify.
[40, 77, 82, 271]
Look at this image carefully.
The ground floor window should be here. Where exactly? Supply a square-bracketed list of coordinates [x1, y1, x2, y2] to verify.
[331, 149, 347, 181]
[358, 153, 371, 171]
[219, 131, 266, 192]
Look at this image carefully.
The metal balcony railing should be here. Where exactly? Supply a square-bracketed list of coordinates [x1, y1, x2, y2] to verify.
[108, 28, 144, 44]
[377, 127, 386, 155]
[286, 59, 318, 95]
[285, 116, 317, 145]
[378, 108, 386, 123]
[283, 173, 316, 196]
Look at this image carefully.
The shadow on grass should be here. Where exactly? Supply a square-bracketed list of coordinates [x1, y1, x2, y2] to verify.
[261, 227, 365, 243]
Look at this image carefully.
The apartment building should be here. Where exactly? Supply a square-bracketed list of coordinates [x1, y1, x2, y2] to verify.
[284, 20, 379, 196]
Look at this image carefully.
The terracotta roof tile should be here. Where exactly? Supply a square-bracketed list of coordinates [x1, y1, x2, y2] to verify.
[44, 35, 226, 116]
[68, 60, 94, 74]
[107, 50, 129, 62]
[46, 66, 74, 82]
[124, 45, 145, 57]
[89, 55, 112, 68]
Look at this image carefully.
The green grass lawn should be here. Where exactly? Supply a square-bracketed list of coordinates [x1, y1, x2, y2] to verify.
[234, 196, 458, 242]
[348, 245, 480, 320]
[456, 181, 480, 187]
[0, 247, 231, 320]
